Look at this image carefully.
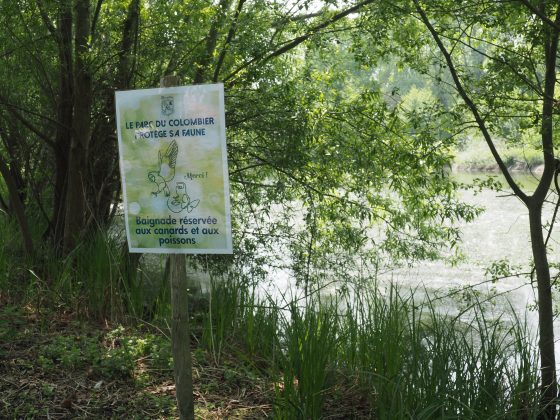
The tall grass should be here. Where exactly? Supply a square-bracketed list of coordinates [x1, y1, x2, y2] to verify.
[0, 210, 542, 418]
[0, 209, 171, 322]
[0, 215, 24, 300]
[202, 276, 279, 365]
[274, 301, 339, 419]
[201, 277, 542, 419]
[72, 230, 141, 319]
[27, 229, 148, 321]
[338, 285, 541, 419]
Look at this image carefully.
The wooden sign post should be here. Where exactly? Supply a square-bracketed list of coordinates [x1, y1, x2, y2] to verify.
[162, 74, 194, 420]
[169, 251, 194, 419]
[115, 75, 232, 419]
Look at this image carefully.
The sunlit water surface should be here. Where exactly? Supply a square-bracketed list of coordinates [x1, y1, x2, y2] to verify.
[186, 172, 560, 363]
[261, 172, 560, 360]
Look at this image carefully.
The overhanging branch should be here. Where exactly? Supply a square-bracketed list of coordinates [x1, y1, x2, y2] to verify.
[223, 0, 377, 83]
[518, 0, 560, 32]
[413, 0, 528, 203]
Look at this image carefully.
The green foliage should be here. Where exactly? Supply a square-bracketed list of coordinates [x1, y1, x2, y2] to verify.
[400, 85, 437, 113]
[31, 229, 147, 320]
[0, 0, 490, 317]
[196, 276, 541, 418]
[274, 302, 339, 419]
[0, 275, 544, 418]
[38, 334, 99, 371]
[0, 305, 26, 344]
[0, 1, 552, 416]
[37, 325, 172, 379]
[485, 258, 524, 282]
[202, 275, 280, 365]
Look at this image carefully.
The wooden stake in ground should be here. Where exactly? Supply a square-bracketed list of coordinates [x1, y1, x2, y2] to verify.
[161, 74, 195, 420]
[169, 253, 194, 420]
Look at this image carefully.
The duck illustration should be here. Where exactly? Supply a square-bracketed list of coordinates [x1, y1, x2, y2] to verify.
[148, 140, 178, 197]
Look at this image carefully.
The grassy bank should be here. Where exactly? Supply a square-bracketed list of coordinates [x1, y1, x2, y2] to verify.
[454, 138, 544, 172]
[202, 279, 542, 419]
[0, 227, 545, 418]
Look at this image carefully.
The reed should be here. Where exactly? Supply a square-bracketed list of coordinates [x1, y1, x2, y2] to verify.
[199, 277, 541, 418]
[336, 284, 541, 419]
[0, 217, 542, 418]
[274, 300, 339, 419]
[41, 229, 146, 321]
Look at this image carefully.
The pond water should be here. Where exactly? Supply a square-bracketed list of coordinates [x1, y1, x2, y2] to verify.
[188, 171, 560, 361]
[253, 172, 560, 358]
[377, 172, 560, 359]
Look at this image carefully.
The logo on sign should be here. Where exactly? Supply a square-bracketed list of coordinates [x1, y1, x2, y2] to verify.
[161, 96, 174, 116]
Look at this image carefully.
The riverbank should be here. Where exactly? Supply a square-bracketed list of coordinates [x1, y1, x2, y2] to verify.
[453, 162, 544, 174]
[0, 162, 550, 418]
[0, 307, 273, 419]
[453, 140, 544, 173]
[453, 162, 544, 173]
[0, 272, 543, 419]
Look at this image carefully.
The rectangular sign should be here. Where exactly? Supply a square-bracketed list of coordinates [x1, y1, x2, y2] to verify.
[115, 84, 232, 254]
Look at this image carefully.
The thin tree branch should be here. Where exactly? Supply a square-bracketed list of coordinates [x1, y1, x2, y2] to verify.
[438, 31, 543, 97]
[0, 105, 55, 148]
[213, 0, 246, 82]
[223, 0, 377, 83]
[90, 0, 104, 43]
[413, 0, 528, 203]
[35, 0, 58, 40]
[518, 0, 560, 31]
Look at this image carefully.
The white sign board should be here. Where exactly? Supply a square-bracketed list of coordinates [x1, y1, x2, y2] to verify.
[115, 84, 232, 254]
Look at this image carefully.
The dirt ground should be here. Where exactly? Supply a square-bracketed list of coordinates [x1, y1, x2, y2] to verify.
[0, 307, 272, 419]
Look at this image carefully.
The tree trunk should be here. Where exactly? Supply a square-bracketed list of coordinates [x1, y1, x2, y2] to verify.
[532, 6, 560, 417]
[213, 0, 246, 82]
[63, 0, 93, 252]
[528, 201, 557, 419]
[118, 0, 140, 89]
[412, 2, 560, 414]
[0, 154, 34, 256]
[85, 0, 140, 231]
[193, 0, 232, 83]
[52, 0, 74, 247]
